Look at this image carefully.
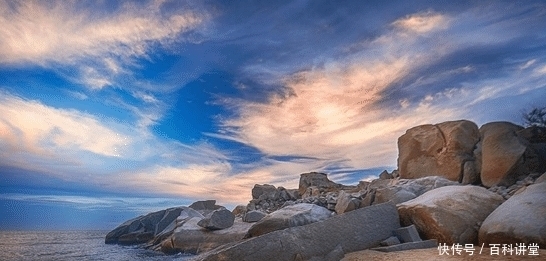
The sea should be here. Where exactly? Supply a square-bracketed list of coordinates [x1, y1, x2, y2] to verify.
[0, 230, 194, 261]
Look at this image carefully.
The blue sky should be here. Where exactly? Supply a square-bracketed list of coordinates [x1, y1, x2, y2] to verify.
[1, 0, 545, 230]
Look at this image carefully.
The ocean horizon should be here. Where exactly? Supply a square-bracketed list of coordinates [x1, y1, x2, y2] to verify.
[0, 230, 194, 261]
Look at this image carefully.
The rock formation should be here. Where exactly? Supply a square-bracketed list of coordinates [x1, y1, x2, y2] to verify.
[397, 185, 504, 245]
[479, 181, 546, 248]
[105, 120, 546, 260]
[193, 203, 400, 261]
[245, 203, 332, 238]
[397, 120, 479, 183]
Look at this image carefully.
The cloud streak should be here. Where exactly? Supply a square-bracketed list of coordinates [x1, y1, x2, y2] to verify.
[0, 0, 207, 89]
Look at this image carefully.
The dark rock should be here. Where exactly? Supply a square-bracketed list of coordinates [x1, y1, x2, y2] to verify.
[189, 200, 217, 211]
[242, 210, 266, 223]
[197, 208, 235, 230]
[252, 184, 278, 200]
[380, 236, 401, 246]
[394, 225, 421, 243]
[105, 207, 184, 245]
[379, 170, 393, 180]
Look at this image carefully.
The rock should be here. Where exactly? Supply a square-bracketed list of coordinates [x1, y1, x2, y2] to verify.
[231, 205, 247, 217]
[198, 208, 235, 230]
[535, 172, 546, 183]
[165, 217, 253, 254]
[189, 200, 217, 210]
[105, 207, 185, 245]
[479, 122, 527, 187]
[118, 230, 154, 245]
[380, 236, 401, 246]
[193, 203, 401, 261]
[397, 120, 479, 183]
[252, 184, 278, 199]
[373, 176, 460, 205]
[397, 185, 504, 245]
[299, 172, 344, 196]
[245, 203, 333, 238]
[155, 207, 185, 236]
[479, 182, 546, 248]
[335, 190, 361, 214]
[242, 210, 266, 223]
[394, 225, 421, 243]
[379, 170, 393, 180]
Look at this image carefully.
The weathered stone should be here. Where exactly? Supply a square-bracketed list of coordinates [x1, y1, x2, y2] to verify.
[379, 170, 392, 180]
[394, 225, 421, 243]
[198, 208, 235, 230]
[105, 207, 176, 245]
[193, 203, 401, 261]
[242, 210, 266, 223]
[299, 172, 343, 196]
[397, 120, 479, 183]
[155, 207, 184, 235]
[245, 203, 333, 238]
[335, 190, 360, 214]
[165, 217, 253, 254]
[479, 182, 546, 248]
[535, 172, 546, 184]
[118, 230, 154, 245]
[105, 216, 142, 244]
[252, 184, 278, 199]
[189, 200, 217, 211]
[231, 205, 247, 217]
[372, 239, 438, 252]
[380, 236, 401, 246]
[374, 176, 460, 205]
[398, 185, 504, 245]
[479, 122, 527, 187]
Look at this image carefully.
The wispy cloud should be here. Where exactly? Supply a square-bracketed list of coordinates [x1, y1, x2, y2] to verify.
[392, 11, 449, 34]
[217, 11, 464, 173]
[0, 0, 207, 89]
[0, 92, 130, 158]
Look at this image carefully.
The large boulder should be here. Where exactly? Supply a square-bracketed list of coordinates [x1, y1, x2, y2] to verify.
[479, 182, 546, 248]
[247, 185, 300, 213]
[198, 208, 235, 230]
[479, 122, 527, 187]
[193, 203, 401, 261]
[252, 184, 278, 199]
[245, 203, 333, 238]
[105, 207, 184, 245]
[397, 186, 504, 245]
[162, 217, 253, 254]
[479, 123, 546, 188]
[397, 120, 479, 183]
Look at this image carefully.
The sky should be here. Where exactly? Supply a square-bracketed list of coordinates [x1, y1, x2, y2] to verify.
[0, 0, 545, 230]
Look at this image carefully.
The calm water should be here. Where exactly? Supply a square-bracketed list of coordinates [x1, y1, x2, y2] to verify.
[0, 230, 194, 261]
